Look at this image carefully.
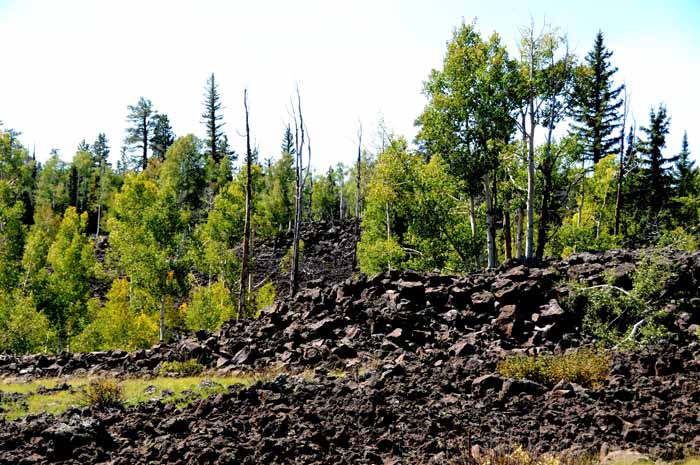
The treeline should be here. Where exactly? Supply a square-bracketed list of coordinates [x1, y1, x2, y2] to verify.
[358, 22, 698, 273]
[0, 21, 697, 355]
[0, 77, 362, 355]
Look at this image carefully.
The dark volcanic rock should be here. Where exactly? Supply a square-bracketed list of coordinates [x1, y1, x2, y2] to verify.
[2, 245, 700, 464]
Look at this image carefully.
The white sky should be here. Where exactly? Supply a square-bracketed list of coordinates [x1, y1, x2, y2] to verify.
[1, 0, 698, 171]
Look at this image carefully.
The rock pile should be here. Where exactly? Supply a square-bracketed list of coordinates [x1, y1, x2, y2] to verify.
[1, 247, 700, 463]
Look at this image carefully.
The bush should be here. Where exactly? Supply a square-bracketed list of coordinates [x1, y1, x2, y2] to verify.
[569, 252, 675, 348]
[82, 379, 123, 408]
[254, 281, 276, 313]
[185, 281, 236, 331]
[160, 359, 205, 376]
[280, 240, 304, 273]
[497, 348, 609, 388]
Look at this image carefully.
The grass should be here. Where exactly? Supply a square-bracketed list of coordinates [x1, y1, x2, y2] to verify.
[0, 372, 272, 420]
[497, 348, 610, 388]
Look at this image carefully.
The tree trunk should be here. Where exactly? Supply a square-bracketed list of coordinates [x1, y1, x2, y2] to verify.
[536, 119, 555, 259]
[525, 101, 536, 259]
[469, 194, 480, 269]
[352, 125, 362, 270]
[239, 90, 253, 316]
[484, 171, 496, 268]
[159, 296, 165, 343]
[503, 205, 512, 261]
[613, 90, 628, 236]
[290, 88, 307, 296]
[516, 206, 524, 258]
[142, 114, 148, 171]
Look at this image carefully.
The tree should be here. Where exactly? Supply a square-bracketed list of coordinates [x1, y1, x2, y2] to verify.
[45, 207, 98, 342]
[239, 90, 253, 313]
[571, 31, 624, 164]
[290, 88, 311, 295]
[638, 104, 674, 213]
[311, 166, 339, 222]
[260, 128, 295, 233]
[159, 135, 206, 215]
[108, 173, 187, 342]
[533, 32, 577, 258]
[92, 133, 110, 237]
[124, 97, 156, 171]
[417, 20, 519, 268]
[151, 114, 175, 160]
[353, 124, 362, 270]
[674, 131, 696, 198]
[202, 73, 225, 164]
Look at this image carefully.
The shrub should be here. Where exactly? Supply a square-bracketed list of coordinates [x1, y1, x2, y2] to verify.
[254, 281, 276, 313]
[497, 348, 609, 388]
[569, 252, 675, 348]
[82, 379, 123, 408]
[185, 281, 236, 331]
[280, 240, 304, 273]
[160, 359, 205, 376]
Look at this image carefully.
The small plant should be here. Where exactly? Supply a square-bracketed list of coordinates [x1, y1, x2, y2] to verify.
[280, 240, 304, 273]
[160, 359, 205, 376]
[254, 281, 276, 313]
[82, 379, 123, 408]
[498, 348, 609, 388]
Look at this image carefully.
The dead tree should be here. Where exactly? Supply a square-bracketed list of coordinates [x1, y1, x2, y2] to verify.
[613, 87, 630, 236]
[290, 87, 311, 296]
[352, 123, 362, 270]
[238, 89, 253, 316]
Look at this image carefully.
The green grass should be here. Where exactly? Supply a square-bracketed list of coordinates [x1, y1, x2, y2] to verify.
[497, 348, 610, 388]
[0, 372, 268, 420]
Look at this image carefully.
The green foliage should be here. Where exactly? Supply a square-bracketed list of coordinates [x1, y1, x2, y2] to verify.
[280, 240, 304, 273]
[73, 277, 159, 352]
[497, 348, 609, 388]
[554, 154, 621, 257]
[107, 172, 188, 340]
[185, 280, 236, 331]
[254, 281, 276, 312]
[159, 135, 206, 214]
[82, 379, 123, 408]
[0, 290, 55, 354]
[570, 253, 675, 347]
[44, 207, 98, 339]
[358, 137, 474, 273]
[160, 359, 205, 376]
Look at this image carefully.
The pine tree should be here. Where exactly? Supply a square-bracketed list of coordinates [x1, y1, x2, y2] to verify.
[92, 133, 110, 166]
[151, 114, 175, 160]
[674, 131, 696, 197]
[571, 31, 624, 164]
[202, 73, 225, 164]
[124, 97, 156, 171]
[638, 104, 674, 212]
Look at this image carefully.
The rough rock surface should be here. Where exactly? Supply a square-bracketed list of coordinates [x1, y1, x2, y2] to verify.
[1, 243, 700, 464]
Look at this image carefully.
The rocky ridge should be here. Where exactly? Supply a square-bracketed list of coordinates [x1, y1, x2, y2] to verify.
[1, 246, 700, 464]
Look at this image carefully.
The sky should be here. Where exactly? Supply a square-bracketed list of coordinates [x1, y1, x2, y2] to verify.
[0, 0, 698, 171]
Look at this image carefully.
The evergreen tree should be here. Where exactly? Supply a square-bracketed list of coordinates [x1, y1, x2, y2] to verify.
[674, 131, 696, 197]
[202, 73, 225, 164]
[151, 113, 175, 160]
[124, 97, 156, 171]
[571, 31, 624, 164]
[638, 104, 674, 212]
[92, 133, 110, 165]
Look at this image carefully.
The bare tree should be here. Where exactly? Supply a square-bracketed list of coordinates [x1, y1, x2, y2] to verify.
[613, 87, 631, 236]
[238, 89, 253, 315]
[290, 87, 312, 295]
[353, 122, 362, 270]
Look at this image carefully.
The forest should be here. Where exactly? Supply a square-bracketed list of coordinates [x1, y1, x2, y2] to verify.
[0, 21, 697, 356]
